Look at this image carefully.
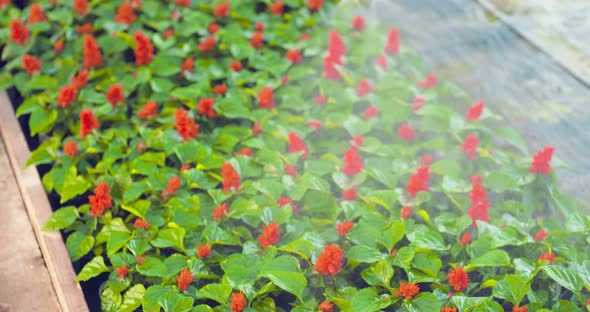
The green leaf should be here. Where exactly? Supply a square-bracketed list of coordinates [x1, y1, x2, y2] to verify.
[347, 245, 387, 263]
[25, 75, 58, 90]
[143, 285, 175, 312]
[66, 231, 94, 261]
[467, 250, 511, 271]
[120, 284, 145, 312]
[492, 275, 530, 305]
[260, 256, 307, 300]
[26, 137, 59, 167]
[101, 287, 122, 312]
[485, 171, 519, 193]
[196, 283, 232, 304]
[75, 256, 109, 282]
[159, 293, 194, 312]
[346, 288, 393, 312]
[495, 127, 528, 154]
[361, 259, 394, 287]
[412, 252, 442, 276]
[151, 228, 186, 251]
[107, 232, 131, 257]
[29, 108, 57, 136]
[471, 300, 504, 312]
[541, 266, 584, 294]
[43, 206, 79, 231]
[137, 256, 168, 277]
[407, 229, 448, 251]
[123, 182, 150, 203]
[406, 293, 441, 312]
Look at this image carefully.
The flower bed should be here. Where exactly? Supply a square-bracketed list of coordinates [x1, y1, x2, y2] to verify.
[1, 0, 590, 311]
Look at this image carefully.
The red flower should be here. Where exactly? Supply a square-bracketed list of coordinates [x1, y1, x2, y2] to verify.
[356, 79, 374, 97]
[337, 221, 354, 236]
[270, 2, 284, 16]
[417, 74, 436, 89]
[57, 85, 78, 108]
[222, 163, 240, 192]
[285, 164, 297, 177]
[89, 182, 112, 217]
[1, 0, 9, 9]
[230, 292, 246, 312]
[252, 123, 262, 135]
[462, 134, 480, 159]
[469, 175, 482, 185]
[288, 132, 309, 158]
[412, 96, 425, 112]
[467, 183, 490, 227]
[83, 35, 103, 69]
[213, 203, 229, 221]
[177, 269, 192, 291]
[314, 244, 344, 276]
[398, 123, 417, 141]
[22, 54, 42, 75]
[530, 146, 554, 175]
[419, 154, 433, 166]
[250, 31, 264, 48]
[116, 265, 129, 278]
[80, 109, 100, 138]
[73, 0, 88, 15]
[133, 31, 154, 66]
[448, 266, 469, 292]
[352, 16, 365, 31]
[318, 301, 334, 312]
[54, 40, 65, 54]
[401, 206, 412, 219]
[175, 108, 200, 141]
[513, 306, 527, 312]
[258, 86, 274, 109]
[133, 218, 149, 229]
[161, 176, 181, 198]
[375, 54, 388, 71]
[197, 244, 211, 258]
[208, 23, 219, 34]
[538, 251, 555, 264]
[199, 36, 216, 52]
[255, 22, 265, 31]
[299, 33, 312, 41]
[342, 187, 357, 201]
[76, 23, 93, 34]
[28, 4, 47, 24]
[396, 282, 420, 300]
[137, 101, 158, 119]
[230, 60, 243, 72]
[534, 229, 548, 241]
[364, 105, 379, 119]
[314, 95, 327, 104]
[198, 98, 216, 118]
[342, 146, 363, 176]
[213, 83, 227, 95]
[442, 307, 457, 312]
[307, 0, 323, 11]
[71, 70, 89, 90]
[407, 166, 430, 197]
[258, 222, 280, 249]
[281, 76, 289, 85]
[278, 197, 292, 208]
[385, 28, 400, 55]
[64, 140, 78, 158]
[466, 100, 485, 121]
[213, 1, 230, 18]
[9, 19, 29, 45]
[328, 31, 346, 61]
[174, 0, 190, 6]
[308, 121, 322, 131]
[115, 2, 136, 25]
[180, 163, 191, 171]
[135, 255, 147, 265]
[105, 84, 124, 106]
[351, 134, 363, 148]
[180, 57, 194, 78]
[286, 49, 303, 64]
[459, 232, 472, 246]
[236, 148, 252, 157]
[323, 56, 341, 81]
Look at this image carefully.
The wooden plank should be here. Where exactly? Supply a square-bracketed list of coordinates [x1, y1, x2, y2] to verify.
[0, 92, 89, 312]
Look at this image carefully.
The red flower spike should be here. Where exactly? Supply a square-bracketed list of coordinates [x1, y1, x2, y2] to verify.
[407, 166, 430, 197]
[213, 203, 229, 221]
[76, 23, 93, 34]
[255, 22, 265, 31]
[286, 49, 303, 64]
[278, 197, 292, 208]
[71, 70, 89, 90]
[281, 76, 289, 85]
[323, 56, 341, 81]
[258, 222, 280, 249]
[236, 148, 252, 157]
[375, 54, 388, 71]
[413, 96, 425, 112]
[534, 229, 548, 241]
[398, 123, 417, 141]
[337, 221, 355, 236]
[137, 101, 158, 119]
[80, 109, 100, 138]
[28, 4, 47, 24]
[22, 54, 42, 75]
[417, 74, 437, 89]
[270, 2, 284, 16]
[133, 218, 149, 229]
[136, 255, 147, 265]
[400, 206, 412, 219]
[198, 98, 216, 118]
[307, 0, 323, 11]
[364, 105, 379, 119]
[530, 146, 555, 175]
[208, 23, 219, 34]
[287, 132, 309, 158]
[396, 282, 420, 300]
[89, 182, 112, 217]
[180, 57, 194, 78]
[466, 100, 485, 121]
[213, 83, 227, 95]
[230, 60, 243, 72]
[448, 266, 469, 292]
[342, 187, 357, 201]
[230, 292, 246, 312]
[462, 134, 480, 159]
[538, 251, 555, 264]
[57, 85, 78, 108]
[442, 307, 457, 312]
[469, 175, 482, 185]
[299, 33, 312, 41]
[221, 163, 240, 192]
[356, 79, 374, 97]
[308, 121, 322, 131]
[106, 84, 124, 106]
[419, 154, 433, 166]
[252, 123, 262, 135]
[161, 176, 181, 198]
[199, 36, 216, 52]
[327, 31, 346, 61]
[467, 183, 490, 227]
[133, 31, 154, 66]
[213, 1, 230, 18]
[513, 306, 528, 312]
[83, 35, 103, 69]
[342, 146, 364, 176]
[174, 0, 190, 6]
[314, 95, 327, 104]
[352, 16, 365, 31]
[314, 244, 344, 276]
[9, 19, 29, 45]
[177, 269, 192, 291]
[175, 108, 199, 141]
[250, 31, 264, 48]
[351, 134, 363, 147]
[460, 232, 472, 246]
[318, 301, 334, 312]
[64, 140, 78, 158]
[116, 265, 129, 279]
[197, 244, 211, 258]
[54, 40, 65, 54]
[73, 0, 88, 15]
[115, 2, 136, 25]
[385, 28, 400, 55]
[258, 86, 274, 109]
[180, 163, 191, 171]
[285, 164, 297, 177]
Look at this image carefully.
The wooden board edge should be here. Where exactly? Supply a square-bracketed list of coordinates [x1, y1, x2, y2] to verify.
[0, 92, 89, 312]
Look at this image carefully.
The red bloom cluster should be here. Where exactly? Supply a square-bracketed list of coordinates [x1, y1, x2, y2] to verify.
[442, 307, 457, 312]
[288, 132, 309, 158]
[213, 203, 229, 221]
[342, 140, 364, 172]
[314, 244, 344, 276]
[318, 301, 334, 312]
[314, 95, 327, 105]
[284, 164, 297, 178]
[106, 84, 125, 106]
[214, 2, 230, 18]
[323, 31, 346, 80]
[181, 57, 194, 78]
[137, 101, 158, 119]
[467, 182, 490, 227]
[175, 108, 199, 141]
[530, 146, 554, 175]
[199, 36, 216, 52]
[534, 228, 548, 241]
[57, 85, 78, 108]
[258, 86, 274, 109]
[222, 163, 240, 192]
[133, 218, 149, 229]
[89, 182, 112, 217]
[466, 100, 485, 121]
[54, 40, 65, 54]
[286, 49, 303, 64]
[214, 83, 227, 95]
[80, 109, 100, 138]
[407, 166, 430, 197]
[398, 123, 417, 141]
[198, 98, 216, 118]
[258, 222, 280, 249]
[308, 120, 322, 131]
[337, 221, 354, 236]
[307, 0, 323, 11]
[9, 19, 29, 45]
[76, 23, 93, 34]
[236, 148, 252, 157]
[270, 2, 284, 15]
[364, 105, 379, 119]
[83, 35, 103, 69]
[250, 31, 264, 48]
[417, 74, 436, 89]
[64, 140, 78, 158]
[177, 269, 192, 291]
[116, 265, 129, 278]
[513, 306, 528, 312]
[375, 54, 388, 71]
[28, 4, 47, 24]
[396, 282, 420, 299]
[356, 79, 374, 97]
[448, 266, 469, 292]
[161, 176, 181, 199]
[209, 23, 219, 34]
[401, 206, 412, 219]
[72, 70, 89, 90]
[163, 29, 174, 40]
[460, 232, 472, 246]
[230, 60, 243, 72]
[22, 54, 42, 75]
[413, 96, 425, 112]
[133, 31, 154, 66]
[73, 0, 88, 15]
[385, 28, 399, 55]
[342, 187, 356, 201]
[197, 244, 211, 258]
[175, 0, 190, 6]
[230, 292, 246, 312]
[115, 2, 136, 25]
[538, 251, 555, 264]
[352, 16, 365, 31]
[462, 134, 480, 159]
